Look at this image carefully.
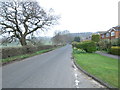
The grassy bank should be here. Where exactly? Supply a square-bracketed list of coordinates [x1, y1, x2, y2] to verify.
[2, 48, 55, 65]
[73, 48, 118, 88]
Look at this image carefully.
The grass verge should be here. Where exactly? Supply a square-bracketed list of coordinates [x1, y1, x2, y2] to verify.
[2, 48, 55, 65]
[73, 48, 118, 88]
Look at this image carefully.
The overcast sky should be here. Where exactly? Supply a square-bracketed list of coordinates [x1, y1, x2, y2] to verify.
[25, 0, 120, 37]
[36, 0, 119, 37]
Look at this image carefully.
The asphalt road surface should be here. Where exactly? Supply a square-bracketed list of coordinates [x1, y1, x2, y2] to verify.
[2, 45, 105, 88]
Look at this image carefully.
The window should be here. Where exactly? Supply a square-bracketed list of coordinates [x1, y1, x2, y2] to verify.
[106, 33, 110, 37]
[102, 34, 104, 38]
[111, 31, 115, 36]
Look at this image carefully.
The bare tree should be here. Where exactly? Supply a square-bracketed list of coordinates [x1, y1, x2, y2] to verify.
[52, 31, 62, 45]
[1, 36, 10, 46]
[0, 1, 59, 46]
[52, 30, 72, 45]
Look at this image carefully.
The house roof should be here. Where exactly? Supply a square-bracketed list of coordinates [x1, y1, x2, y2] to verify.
[108, 25, 120, 32]
[112, 26, 120, 31]
[97, 26, 120, 35]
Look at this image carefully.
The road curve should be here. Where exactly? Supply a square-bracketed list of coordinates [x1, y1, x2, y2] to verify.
[3, 45, 74, 88]
[2, 45, 105, 88]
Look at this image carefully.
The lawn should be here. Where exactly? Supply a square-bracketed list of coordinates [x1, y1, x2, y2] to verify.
[73, 48, 118, 88]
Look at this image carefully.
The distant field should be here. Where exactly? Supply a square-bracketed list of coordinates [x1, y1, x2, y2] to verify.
[73, 48, 118, 88]
[0, 43, 21, 48]
[0, 42, 52, 48]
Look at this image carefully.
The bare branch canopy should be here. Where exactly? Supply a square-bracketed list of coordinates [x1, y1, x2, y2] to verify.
[0, 1, 59, 46]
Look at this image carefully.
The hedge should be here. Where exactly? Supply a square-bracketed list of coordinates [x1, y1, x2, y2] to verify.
[2, 45, 57, 59]
[72, 41, 96, 53]
[109, 46, 120, 56]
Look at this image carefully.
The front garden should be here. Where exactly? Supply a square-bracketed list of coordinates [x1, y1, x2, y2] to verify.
[72, 36, 119, 88]
[98, 38, 120, 56]
[73, 48, 118, 88]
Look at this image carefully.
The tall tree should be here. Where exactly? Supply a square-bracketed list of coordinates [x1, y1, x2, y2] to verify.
[91, 34, 100, 43]
[52, 30, 72, 45]
[0, 1, 59, 46]
[52, 31, 62, 45]
[74, 37, 80, 42]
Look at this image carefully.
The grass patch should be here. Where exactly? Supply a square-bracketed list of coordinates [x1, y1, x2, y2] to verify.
[73, 48, 118, 88]
[2, 48, 55, 65]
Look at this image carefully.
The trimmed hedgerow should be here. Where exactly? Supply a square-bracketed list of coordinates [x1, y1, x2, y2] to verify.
[72, 41, 96, 53]
[109, 46, 120, 56]
[2, 45, 57, 59]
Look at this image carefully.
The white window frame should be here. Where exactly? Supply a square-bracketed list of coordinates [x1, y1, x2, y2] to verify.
[102, 34, 104, 38]
[111, 31, 115, 36]
[106, 33, 110, 37]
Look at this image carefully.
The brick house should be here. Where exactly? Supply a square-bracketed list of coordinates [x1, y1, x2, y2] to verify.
[100, 26, 120, 40]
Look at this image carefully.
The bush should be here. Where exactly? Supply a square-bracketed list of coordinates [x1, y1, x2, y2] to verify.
[111, 38, 120, 46]
[81, 41, 96, 53]
[98, 38, 120, 51]
[98, 39, 111, 51]
[72, 42, 78, 48]
[72, 41, 96, 53]
[109, 46, 120, 56]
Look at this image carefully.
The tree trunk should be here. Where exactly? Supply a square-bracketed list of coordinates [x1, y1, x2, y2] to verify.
[19, 36, 27, 46]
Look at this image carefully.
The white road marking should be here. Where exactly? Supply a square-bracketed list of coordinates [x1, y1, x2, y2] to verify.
[74, 68, 77, 71]
[72, 61, 105, 88]
[74, 73, 78, 78]
[75, 79, 80, 86]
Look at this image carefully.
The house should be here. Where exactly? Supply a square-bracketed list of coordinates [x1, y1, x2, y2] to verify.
[80, 35, 92, 41]
[70, 32, 93, 41]
[99, 26, 120, 40]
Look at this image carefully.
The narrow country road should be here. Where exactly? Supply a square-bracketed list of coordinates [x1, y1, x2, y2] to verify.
[2, 45, 104, 88]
